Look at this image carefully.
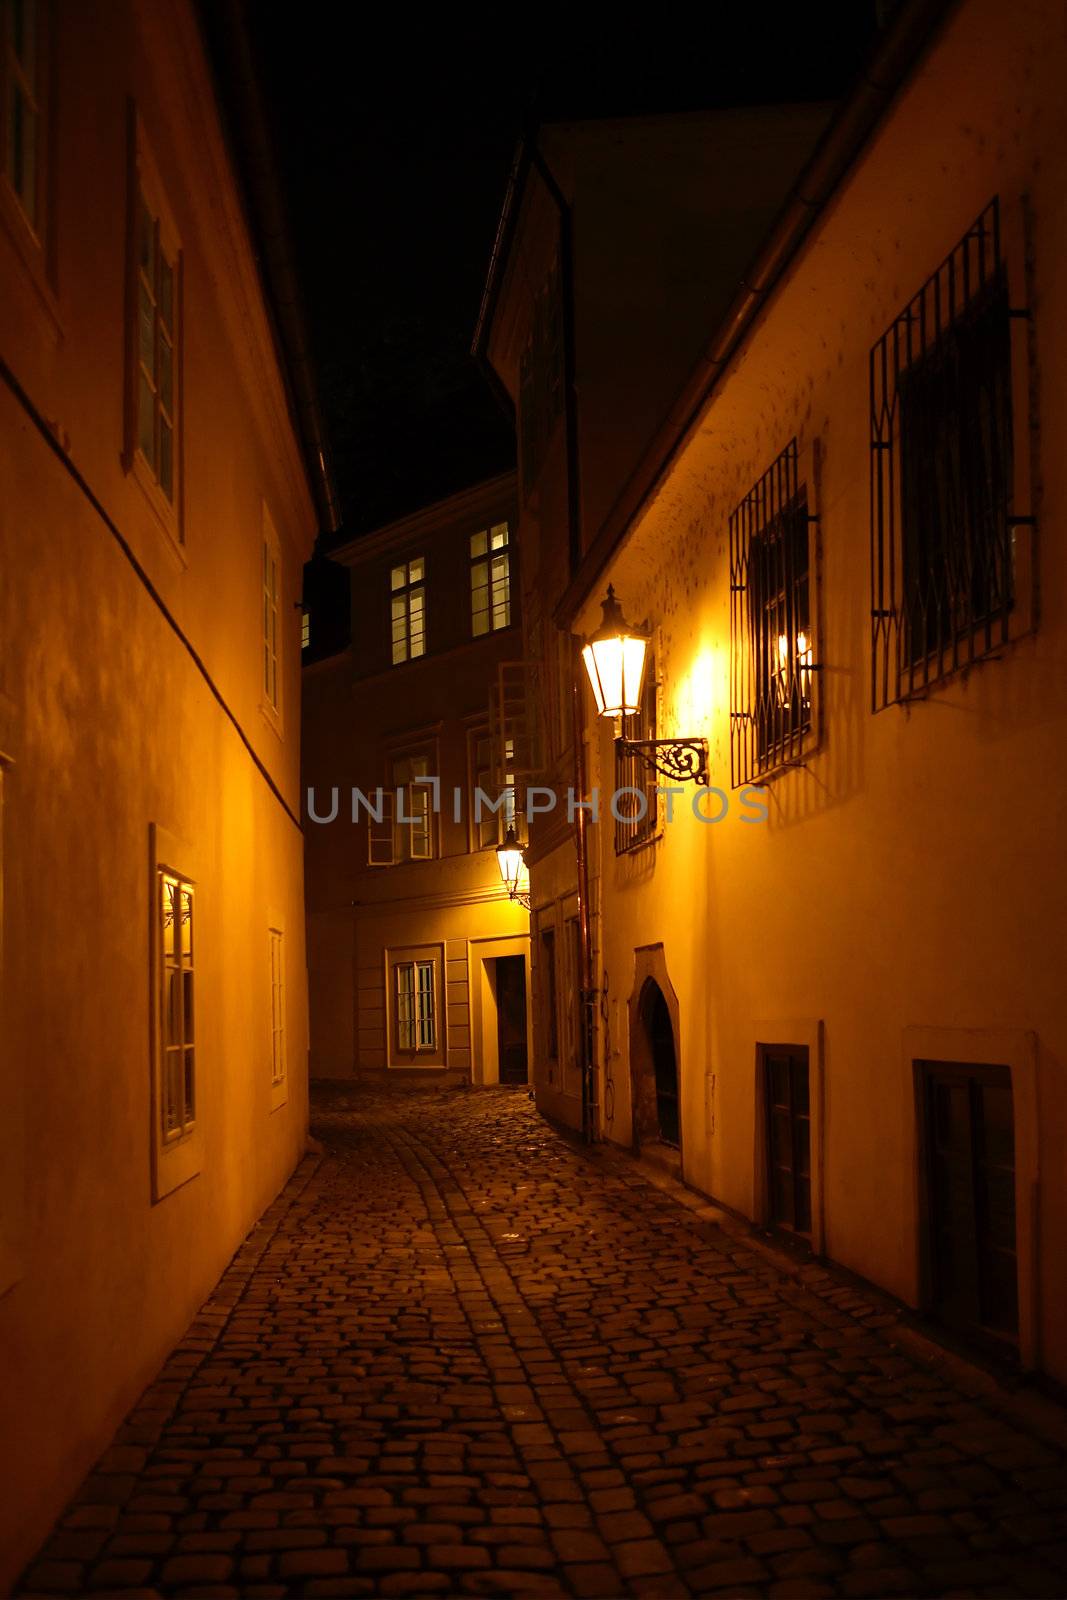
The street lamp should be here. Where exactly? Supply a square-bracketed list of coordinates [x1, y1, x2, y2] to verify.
[580, 586, 709, 785]
[496, 824, 531, 910]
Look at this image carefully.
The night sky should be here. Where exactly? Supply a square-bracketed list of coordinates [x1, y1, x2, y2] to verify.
[230, 6, 884, 541]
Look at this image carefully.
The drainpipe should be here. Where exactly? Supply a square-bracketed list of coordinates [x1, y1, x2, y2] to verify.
[526, 137, 597, 1142]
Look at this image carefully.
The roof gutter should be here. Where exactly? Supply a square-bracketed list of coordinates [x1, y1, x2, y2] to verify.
[202, 0, 341, 535]
[552, 0, 958, 629]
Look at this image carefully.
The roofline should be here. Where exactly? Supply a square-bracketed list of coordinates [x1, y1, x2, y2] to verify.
[330, 470, 517, 568]
[552, 0, 959, 628]
[471, 136, 531, 364]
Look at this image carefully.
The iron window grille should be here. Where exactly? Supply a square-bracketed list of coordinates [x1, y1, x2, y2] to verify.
[159, 869, 195, 1142]
[268, 927, 285, 1086]
[614, 661, 659, 854]
[871, 199, 1021, 709]
[730, 441, 816, 786]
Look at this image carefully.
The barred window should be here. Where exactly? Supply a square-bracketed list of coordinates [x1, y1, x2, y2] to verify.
[614, 661, 658, 854]
[871, 199, 1020, 708]
[730, 441, 816, 786]
[159, 870, 195, 1143]
[390, 557, 425, 665]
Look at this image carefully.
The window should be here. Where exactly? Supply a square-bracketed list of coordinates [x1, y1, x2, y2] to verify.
[519, 259, 564, 497]
[393, 752, 433, 862]
[471, 523, 511, 636]
[133, 184, 179, 505]
[159, 870, 195, 1144]
[539, 928, 558, 1065]
[730, 440, 816, 786]
[391, 557, 425, 664]
[470, 727, 514, 850]
[269, 928, 285, 1087]
[395, 959, 436, 1053]
[301, 610, 311, 651]
[0, 0, 44, 234]
[762, 1046, 811, 1236]
[919, 1060, 1017, 1345]
[262, 509, 281, 717]
[871, 199, 1028, 707]
[614, 659, 658, 854]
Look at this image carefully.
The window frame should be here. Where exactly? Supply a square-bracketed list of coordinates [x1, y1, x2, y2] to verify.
[614, 656, 659, 855]
[729, 439, 820, 787]
[150, 824, 200, 1202]
[390, 556, 426, 665]
[268, 922, 287, 1110]
[468, 723, 515, 852]
[0, 0, 48, 249]
[470, 522, 512, 637]
[391, 749, 435, 863]
[125, 117, 183, 553]
[388, 946, 444, 1066]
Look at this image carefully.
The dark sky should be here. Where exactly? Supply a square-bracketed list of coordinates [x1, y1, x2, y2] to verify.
[239, 6, 883, 540]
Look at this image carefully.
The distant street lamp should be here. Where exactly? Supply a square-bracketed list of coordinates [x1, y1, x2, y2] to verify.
[580, 586, 709, 785]
[496, 824, 531, 910]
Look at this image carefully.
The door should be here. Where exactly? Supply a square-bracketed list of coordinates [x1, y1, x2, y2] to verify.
[920, 1061, 1018, 1343]
[642, 981, 679, 1146]
[763, 1047, 811, 1234]
[496, 956, 528, 1085]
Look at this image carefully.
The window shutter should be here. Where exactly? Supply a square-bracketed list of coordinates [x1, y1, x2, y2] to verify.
[367, 790, 395, 866]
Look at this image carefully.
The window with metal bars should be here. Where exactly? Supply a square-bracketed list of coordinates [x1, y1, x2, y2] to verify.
[871, 199, 1021, 708]
[614, 660, 658, 854]
[730, 441, 816, 786]
[159, 870, 195, 1143]
[762, 1046, 811, 1236]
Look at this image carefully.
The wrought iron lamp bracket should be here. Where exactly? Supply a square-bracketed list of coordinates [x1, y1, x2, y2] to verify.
[615, 736, 709, 787]
[509, 890, 532, 911]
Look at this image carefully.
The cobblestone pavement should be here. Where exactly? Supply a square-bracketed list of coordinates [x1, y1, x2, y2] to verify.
[19, 1085, 1067, 1599]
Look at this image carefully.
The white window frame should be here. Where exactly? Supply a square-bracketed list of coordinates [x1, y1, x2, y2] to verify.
[268, 920, 287, 1110]
[262, 504, 282, 728]
[468, 724, 515, 852]
[470, 522, 511, 637]
[392, 751, 434, 862]
[390, 556, 426, 665]
[126, 119, 183, 553]
[394, 959, 436, 1054]
[151, 823, 200, 1201]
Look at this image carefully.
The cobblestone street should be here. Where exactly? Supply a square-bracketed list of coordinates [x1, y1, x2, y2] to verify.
[19, 1086, 1067, 1599]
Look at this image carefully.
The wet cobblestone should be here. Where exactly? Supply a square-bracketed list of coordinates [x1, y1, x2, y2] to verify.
[18, 1085, 1067, 1598]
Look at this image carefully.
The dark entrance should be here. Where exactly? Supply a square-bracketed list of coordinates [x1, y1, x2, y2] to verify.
[639, 980, 679, 1146]
[762, 1047, 812, 1235]
[495, 956, 528, 1085]
[919, 1060, 1018, 1344]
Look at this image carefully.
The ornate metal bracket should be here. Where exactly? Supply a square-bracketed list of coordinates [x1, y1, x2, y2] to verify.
[615, 737, 709, 787]
[508, 890, 532, 912]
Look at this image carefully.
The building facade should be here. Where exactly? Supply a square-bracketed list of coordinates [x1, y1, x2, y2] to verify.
[303, 474, 532, 1085]
[0, 0, 322, 1581]
[479, 0, 1067, 1383]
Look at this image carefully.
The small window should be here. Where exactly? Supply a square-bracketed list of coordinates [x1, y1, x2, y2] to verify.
[614, 658, 658, 854]
[391, 557, 426, 665]
[1, 0, 45, 235]
[262, 509, 281, 717]
[762, 1046, 811, 1236]
[471, 523, 511, 636]
[301, 609, 311, 651]
[133, 188, 179, 504]
[395, 959, 436, 1053]
[269, 928, 285, 1087]
[730, 440, 816, 785]
[871, 199, 1024, 707]
[159, 870, 195, 1144]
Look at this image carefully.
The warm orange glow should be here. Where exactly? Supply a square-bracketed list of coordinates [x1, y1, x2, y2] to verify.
[581, 586, 649, 718]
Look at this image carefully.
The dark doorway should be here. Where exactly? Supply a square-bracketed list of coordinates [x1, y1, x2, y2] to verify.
[495, 956, 528, 1085]
[762, 1047, 812, 1235]
[639, 980, 679, 1146]
[919, 1060, 1018, 1344]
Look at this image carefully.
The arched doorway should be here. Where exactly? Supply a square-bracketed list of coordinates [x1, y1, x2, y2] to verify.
[633, 977, 680, 1149]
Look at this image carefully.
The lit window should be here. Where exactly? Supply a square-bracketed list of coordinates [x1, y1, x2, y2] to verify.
[395, 959, 435, 1052]
[1, 0, 44, 233]
[262, 510, 281, 715]
[470, 523, 511, 636]
[159, 870, 195, 1143]
[134, 189, 179, 504]
[391, 557, 425, 664]
[301, 609, 311, 651]
[269, 928, 285, 1086]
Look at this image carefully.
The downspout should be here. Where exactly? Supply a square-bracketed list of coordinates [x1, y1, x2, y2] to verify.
[527, 138, 597, 1142]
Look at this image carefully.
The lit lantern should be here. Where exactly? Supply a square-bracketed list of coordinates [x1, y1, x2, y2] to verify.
[495, 825, 527, 901]
[581, 586, 650, 720]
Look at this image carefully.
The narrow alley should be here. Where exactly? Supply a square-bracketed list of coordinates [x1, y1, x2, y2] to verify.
[19, 1087, 1067, 1600]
